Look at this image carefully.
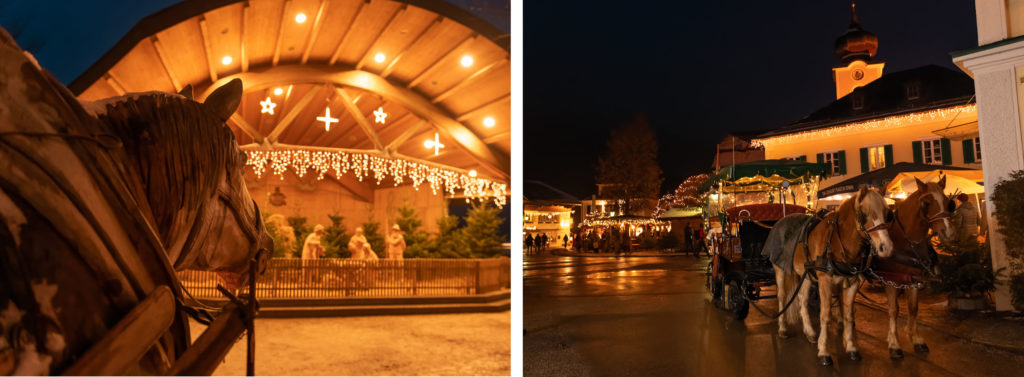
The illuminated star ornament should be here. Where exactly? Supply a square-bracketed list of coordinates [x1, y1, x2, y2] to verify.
[260, 97, 276, 115]
[317, 107, 339, 131]
[373, 107, 388, 124]
[423, 133, 445, 156]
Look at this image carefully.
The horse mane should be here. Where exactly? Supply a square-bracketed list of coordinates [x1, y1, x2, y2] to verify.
[93, 93, 238, 243]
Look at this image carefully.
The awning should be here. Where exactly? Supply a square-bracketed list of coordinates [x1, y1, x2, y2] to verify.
[931, 121, 979, 141]
[700, 159, 831, 193]
[818, 162, 974, 200]
[885, 169, 984, 197]
[659, 207, 703, 219]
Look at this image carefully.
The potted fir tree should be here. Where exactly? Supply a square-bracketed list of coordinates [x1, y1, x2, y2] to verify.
[931, 239, 999, 311]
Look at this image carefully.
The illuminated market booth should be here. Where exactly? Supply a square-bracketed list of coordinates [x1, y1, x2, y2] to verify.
[70, 0, 510, 238]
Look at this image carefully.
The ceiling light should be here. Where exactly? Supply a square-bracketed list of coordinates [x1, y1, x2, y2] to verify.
[295, 13, 307, 23]
[483, 117, 496, 128]
[273, 87, 284, 96]
[221, 55, 232, 65]
[469, 170, 478, 177]
[461, 55, 474, 67]
[374, 53, 386, 63]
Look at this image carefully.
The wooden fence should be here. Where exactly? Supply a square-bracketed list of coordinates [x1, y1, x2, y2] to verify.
[178, 258, 511, 299]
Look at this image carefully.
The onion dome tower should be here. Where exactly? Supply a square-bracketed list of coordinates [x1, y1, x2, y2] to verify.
[831, 2, 885, 99]
[834, 3, 879, 64]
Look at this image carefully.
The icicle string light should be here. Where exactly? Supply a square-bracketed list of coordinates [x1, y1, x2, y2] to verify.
[753, 104, 976, 147]
[245, 148, 507, 207]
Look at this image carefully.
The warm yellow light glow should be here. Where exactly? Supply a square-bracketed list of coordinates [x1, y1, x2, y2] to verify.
[483, 117, 496, 128]
[221, 56, 232, 65]
[469, 170, 478, 177]
[259, 97, 276, 115]
[317, 107, 339, 131]
[295, 13, 307, 23]
[273, 87, 284, 96]
[460, 55, 474, 67]
[374, 53, 386, 63]
[423, 133, 445, 155]
[754, 104, 977, 146]
[244, 148, 507, 206]
[373, 107, 388, 124]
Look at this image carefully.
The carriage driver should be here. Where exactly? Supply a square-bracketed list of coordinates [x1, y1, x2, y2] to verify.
[952, 193, 980, 242]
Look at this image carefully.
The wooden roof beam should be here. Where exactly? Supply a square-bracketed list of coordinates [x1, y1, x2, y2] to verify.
[240, 2, 249, 72]
[271, 0, 293, 67]
[198, 16, 218, 82]
[354, 4, 407, 71]
[432, 58, 507, 104]
[150, 36, 182, 91]
[407, 34, 477, 89]
[229, 113, 265, 143]
[335, 86, 386, 151]
[381, 16, 443, 78]
[353, 112, 416, 149]
[308, 92, 367, 146]
[299, 0, 329, 64]
[385, 119, 428, 152]
[455, 93, 509, 122]
[328, 0, 368, 65]
[266, 84, 323, 142]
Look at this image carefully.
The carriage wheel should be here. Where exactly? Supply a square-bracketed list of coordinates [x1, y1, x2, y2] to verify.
[727, 280, 750, 320]
[711, 276, 724, 305]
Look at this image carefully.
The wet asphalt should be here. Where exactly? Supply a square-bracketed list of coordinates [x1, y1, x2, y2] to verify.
[523, 249, 1024, 377]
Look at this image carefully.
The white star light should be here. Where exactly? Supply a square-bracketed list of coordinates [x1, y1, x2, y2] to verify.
[423, 133, 445, 156]
[373, 107, 388, 124]
[260, 97, 276, 115]
[317, 107, 339, 131]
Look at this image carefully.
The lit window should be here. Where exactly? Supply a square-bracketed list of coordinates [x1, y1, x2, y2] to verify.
[922, 139, 942, 164]
[973, 137, 982, 162]
[868, 146, 886, 171]
[823, 151, 841, 175]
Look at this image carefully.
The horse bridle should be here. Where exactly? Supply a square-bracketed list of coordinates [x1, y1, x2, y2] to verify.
[216, 187, 271, 277]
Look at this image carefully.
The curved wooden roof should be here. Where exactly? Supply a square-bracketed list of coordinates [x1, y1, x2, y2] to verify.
[71, 0, 510, 180]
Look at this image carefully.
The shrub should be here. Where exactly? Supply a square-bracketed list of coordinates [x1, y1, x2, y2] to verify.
[992, 170, 1024, 310]
[321, 212, 351, 258]
[287, 216, 313, 257]
[395, 203, 430, 258]
[463, 202, 503, 257]
[930, 239, 1001, 298]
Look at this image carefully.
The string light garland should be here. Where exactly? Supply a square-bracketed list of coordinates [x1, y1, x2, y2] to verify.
[582, 217, 669, 227]
[244, 148, 507, 207]
[754, 104, 977, 147]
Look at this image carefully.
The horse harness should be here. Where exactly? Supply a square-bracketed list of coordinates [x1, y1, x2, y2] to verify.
[803, 209, 888, 280]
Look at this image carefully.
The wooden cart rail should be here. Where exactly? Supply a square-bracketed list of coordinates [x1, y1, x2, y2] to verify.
[179, 258, 511, 299]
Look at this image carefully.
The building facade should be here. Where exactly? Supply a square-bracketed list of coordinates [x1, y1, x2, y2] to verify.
[951, 0, 1024, 311]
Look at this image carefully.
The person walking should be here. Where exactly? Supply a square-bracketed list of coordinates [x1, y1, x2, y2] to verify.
[683, 224, 693, 254]
[540, 233, 548, 252]
[952, 193, 980, 242]
[563, 234, 569, 249]
[525, 233, 534, 255]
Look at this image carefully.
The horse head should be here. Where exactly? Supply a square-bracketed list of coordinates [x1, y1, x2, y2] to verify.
[90, 79, 272, 289]
[913, 176, 955, 243]
[854, 186, 894, 258]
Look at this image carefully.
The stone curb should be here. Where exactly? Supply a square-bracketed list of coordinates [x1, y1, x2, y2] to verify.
[854, 299, 1024, 355]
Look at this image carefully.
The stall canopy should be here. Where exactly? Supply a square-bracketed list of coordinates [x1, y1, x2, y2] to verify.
[658, 207, 702, 219]
[886, 169, 984, 197]
[700, 159, 830, 194]
[818, 162, 973, 200]
[582, 215, 668, 227]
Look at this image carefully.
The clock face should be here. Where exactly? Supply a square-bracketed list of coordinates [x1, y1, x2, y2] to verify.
[852, 69, 865, 80]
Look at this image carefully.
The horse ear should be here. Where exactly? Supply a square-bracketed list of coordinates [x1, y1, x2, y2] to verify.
[914, 177, 927, 192]
[204, 78, 243, 121]
[178, 84, 194, 100]
[938, 175, 947, 189]
[856, 186, 868, 205]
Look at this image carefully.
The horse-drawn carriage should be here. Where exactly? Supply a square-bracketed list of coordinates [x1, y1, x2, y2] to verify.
[703, 160, 830, 320]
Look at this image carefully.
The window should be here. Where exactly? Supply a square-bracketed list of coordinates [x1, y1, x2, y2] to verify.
[851, 93, 864, 110]
[905, 83, 920, 100]
[921, 139, 943, 164]
[868, 146, 886, 171]
[823, 152, 842, 175]
[974, 137, 982, 162]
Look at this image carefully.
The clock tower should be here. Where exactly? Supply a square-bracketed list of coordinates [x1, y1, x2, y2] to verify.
[832, 2, 884, 99]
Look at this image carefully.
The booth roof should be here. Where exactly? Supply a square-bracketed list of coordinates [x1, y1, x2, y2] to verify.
[699, 159, 830, 193]
[818, 162, 973, 199]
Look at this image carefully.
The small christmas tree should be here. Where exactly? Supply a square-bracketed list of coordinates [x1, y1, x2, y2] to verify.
[395, 203, 430, 258]
[463, 202, 503, 257]
[287, 216, 313, 257]
[362, 217, 386, 258]
[434, 215, 469, 258]
[321, 212, 351, 258]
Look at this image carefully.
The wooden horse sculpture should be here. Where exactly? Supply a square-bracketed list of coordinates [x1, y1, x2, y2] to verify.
[772, 187, 894, 366]
[871, 176, 954, 359]
[0, 28, 271, 374]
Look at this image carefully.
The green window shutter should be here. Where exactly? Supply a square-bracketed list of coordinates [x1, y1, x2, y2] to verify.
[940, 138, 952, 165]
[838, 150, 847, 175]
[883, 145, 893, 168]
[912, 141, 922, 164]
[962, 139, 975, 163]
[816, 153, 824, 163]
[860, 147, 869, 173]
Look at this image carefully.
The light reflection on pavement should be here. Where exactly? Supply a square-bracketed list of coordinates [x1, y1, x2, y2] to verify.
[523, 250, 1024, 377]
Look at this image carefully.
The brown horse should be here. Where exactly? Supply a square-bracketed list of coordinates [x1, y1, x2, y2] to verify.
[773, 186, 893, 366]
[0, 28, 270, 375]
[873, 176, 954, 359]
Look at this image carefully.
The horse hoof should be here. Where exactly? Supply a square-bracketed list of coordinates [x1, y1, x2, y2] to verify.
[848, 351, 861, 361]
[819, 356, 833, 366]
[914, 344, 930, 353]
[889, 348, 904, 359]
[806, 335, 817, 344]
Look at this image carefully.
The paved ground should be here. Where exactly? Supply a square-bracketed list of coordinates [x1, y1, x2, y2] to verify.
[190, 312, 510, 376]
[524, 249, 1024, 377]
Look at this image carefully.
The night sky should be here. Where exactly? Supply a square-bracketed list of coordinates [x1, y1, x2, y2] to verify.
[525, 1, 978, 199]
